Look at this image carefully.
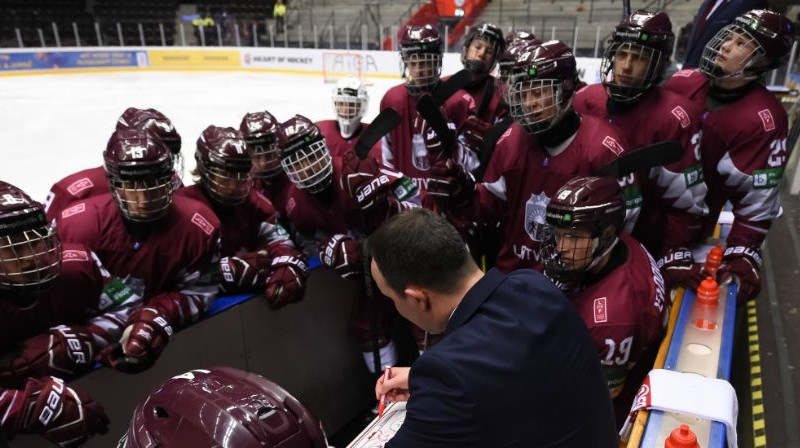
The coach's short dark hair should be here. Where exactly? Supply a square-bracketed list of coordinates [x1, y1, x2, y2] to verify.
[366, 208, 474, 295]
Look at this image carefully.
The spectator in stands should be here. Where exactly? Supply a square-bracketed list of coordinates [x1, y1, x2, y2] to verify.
[683, 0, 766, 68]
[274, 0, 286, 35]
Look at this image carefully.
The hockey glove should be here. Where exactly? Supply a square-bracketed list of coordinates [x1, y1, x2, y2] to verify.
[458, 115, 492, 152]
[319, 234, 363, 280]
[717, 245, 763, 304]
[101, 306, 173, 373]
[219, 251, 270, 293]
[656, 247, 704, 292]
[0, 376, 109, 446]
[265, 255, 309, 309]
[0, 325, 96, 385]
[427, 159, 476, 206]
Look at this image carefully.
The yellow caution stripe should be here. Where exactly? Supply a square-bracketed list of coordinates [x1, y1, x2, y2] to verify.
[748, 301, 767, 447]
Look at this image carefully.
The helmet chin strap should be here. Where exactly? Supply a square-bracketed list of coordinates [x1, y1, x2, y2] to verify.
[585, 236, 619, 273]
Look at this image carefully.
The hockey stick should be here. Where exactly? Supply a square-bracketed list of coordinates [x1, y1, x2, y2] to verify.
[417, 94, 457, 158]
[412, 69, 474, 159]
[476, 76, 496, 121]
[363, 254, 382, 375]
[622, 0, 631, 19]
[596, 140, 683, 178]
[432, 69, 473, 105]
[355, 107, 402, 160]
[474, 115, 513, 182]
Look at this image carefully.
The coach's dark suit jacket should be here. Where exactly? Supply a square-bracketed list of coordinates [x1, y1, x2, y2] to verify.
[386, 268, 617, 448]
[683, 0, 767, 68]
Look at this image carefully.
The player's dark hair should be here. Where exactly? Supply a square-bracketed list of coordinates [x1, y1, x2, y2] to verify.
[366, 208, 476, 295]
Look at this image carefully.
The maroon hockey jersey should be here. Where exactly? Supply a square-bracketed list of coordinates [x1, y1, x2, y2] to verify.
[379, 83, 472, 190]
[664, 69, 788, 247]
[455, 75, 509, 125]
[567, 233, 667, 400]
[451, 117, 637, 272]
[574, 83, 708, 255]
[176, 185, 291, 257]
[0, 243, 106, 348]
[316, 119, 381, 160]
[55, 193, 220, 327]
[44, 166, 108, 223]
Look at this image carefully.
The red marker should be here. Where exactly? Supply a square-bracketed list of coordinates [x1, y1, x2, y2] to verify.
[378, 366, 392, 417]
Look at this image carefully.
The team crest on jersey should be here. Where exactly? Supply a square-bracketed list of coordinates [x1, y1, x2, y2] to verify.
[286, 197, 296, 215]
[758, 109, 775, 132]
[62, 249, 89, 262]
[673, 69, 694, 78]
[61, 203, 85, 218]
[67, 178, 94, 196]
[593, 297, 608, 323]
[671, 106, 690, 129]
[524, 192, 550, 242]
[191, 212, 214, 236]
[602, 136, 624, 156]
[412, 134, 430, 171]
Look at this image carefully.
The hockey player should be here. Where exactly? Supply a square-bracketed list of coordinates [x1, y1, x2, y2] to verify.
[664, 9, 794, 302]
[278, 114, 417, 372]
[316, 76, 382, 161]
[176, 125, 308, 309]
[456, 23, 508, 152]
[117, 367, 327, 447]
[0, 180, 143, 384]
[0, 376, 109, 447]
[573, 10, 708, 291]
[380, 25, 473, 190]
[0, 182, 113, 446]
[55, 127, 221, 373]
[44, 107, 182, 221]
[542, 176, 667, 425]
[239, 110, 295, 222]
[427, 40, 640, 273]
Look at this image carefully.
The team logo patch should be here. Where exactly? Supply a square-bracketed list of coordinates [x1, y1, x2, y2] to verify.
[191, 212, 214, 236]
[671, 106, 690, 129]
[758, 109, 775, 132]
[673, 69, 694, 78]
[602, 136, 624, 156]
[286, 197, 296, 215]
[593, 297, 608, 323]
[66, 178, 94, 196]
[524, 192, 550, 242]
[61, 203, 85, 218]
[62, 249, 89, 262]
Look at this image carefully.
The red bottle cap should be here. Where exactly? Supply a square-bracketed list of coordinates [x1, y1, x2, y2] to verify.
[696, 277, 719, 306]
[705, 245, 724, 277]
[665, 424, 700, 448]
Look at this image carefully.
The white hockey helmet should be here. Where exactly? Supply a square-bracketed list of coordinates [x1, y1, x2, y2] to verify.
[332, 77, 368, 139]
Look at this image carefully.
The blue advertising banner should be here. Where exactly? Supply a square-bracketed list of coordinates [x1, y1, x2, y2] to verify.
[0, 50, 147, 72]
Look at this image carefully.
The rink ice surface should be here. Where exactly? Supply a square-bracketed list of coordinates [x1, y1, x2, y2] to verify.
[0, 71, 399, 202]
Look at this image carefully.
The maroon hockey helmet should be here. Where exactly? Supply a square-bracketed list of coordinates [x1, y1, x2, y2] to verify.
[399, 25, 443, 96]
[117, 108, 183, 182]
[104, 128, 175, 222]
[700, 9, 796, 80]
[277, 115, 333, 194]
[461, 22, 506, 75]
[117, 108, 182, 155]
[542, 176, 625, 284]
[118, 367, 329, 448]
[505, 40, 579, 134]
[240, 110, 284, 179]
[195, 125, 253, 205]
[0, 181, 61, 294]
[601, 10, 675, 102]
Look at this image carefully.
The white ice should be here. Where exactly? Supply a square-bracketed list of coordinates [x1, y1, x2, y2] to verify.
[0, 71, 400, 201]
